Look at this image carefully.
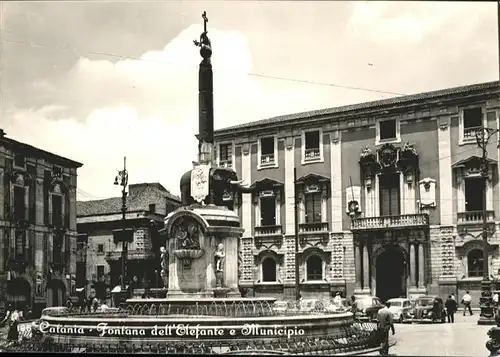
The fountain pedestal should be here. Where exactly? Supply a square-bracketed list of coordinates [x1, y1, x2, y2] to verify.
[163, 205, 243, 298]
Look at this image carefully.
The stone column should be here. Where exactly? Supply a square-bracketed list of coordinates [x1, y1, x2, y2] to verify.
[418, 244, 425, 289]
[355, 243, 362, 290]
[409, 243, 417, 288]
[362, 244, 370, 291]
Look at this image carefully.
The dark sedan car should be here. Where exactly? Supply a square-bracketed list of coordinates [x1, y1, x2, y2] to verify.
[410, 296, 446, 323]
[352, 296, 385, 321]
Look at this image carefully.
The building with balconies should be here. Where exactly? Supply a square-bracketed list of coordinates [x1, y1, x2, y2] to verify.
[0, 129, 83, 316]
[213, 80, 500, 304]
[76, 183, 180, 302]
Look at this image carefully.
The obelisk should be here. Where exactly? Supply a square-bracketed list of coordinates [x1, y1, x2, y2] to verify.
[194, 11, 214, 166]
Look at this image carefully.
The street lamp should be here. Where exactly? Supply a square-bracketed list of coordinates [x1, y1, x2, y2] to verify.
[475, 127, 500, 324]
[114, 157, 129, 290]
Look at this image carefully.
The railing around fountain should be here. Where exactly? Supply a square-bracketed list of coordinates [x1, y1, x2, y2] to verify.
[5, 322, 382, 355]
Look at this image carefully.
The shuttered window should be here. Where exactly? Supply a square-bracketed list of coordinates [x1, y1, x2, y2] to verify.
[379, 173, 400, 216]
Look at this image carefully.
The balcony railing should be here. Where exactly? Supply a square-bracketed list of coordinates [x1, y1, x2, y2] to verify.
[463, 125, 483, 140]
[351, 214, 429, 231]
[299, 222, 329, 234]
[255, 225, 283, 237]
[304, 148, 321, 161]
[457, 210, 495, 225]
[260, 153, 275, 166]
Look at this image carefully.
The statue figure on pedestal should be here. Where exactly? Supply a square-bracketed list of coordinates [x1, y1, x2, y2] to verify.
[214, 243, 225, 288]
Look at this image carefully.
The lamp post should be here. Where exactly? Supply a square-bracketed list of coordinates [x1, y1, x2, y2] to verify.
[114, 156, 129, 290]
[475, 127, 499, 324]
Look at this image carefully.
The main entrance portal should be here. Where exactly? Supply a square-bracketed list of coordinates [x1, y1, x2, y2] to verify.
[376, 246, 406, 303]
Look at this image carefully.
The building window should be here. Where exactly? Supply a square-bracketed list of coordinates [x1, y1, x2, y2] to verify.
[464, 177, 483, 212]
[13, 153, 25, 168]
[467, 249, 484, 277]
[97, 244, 104, 253]
[13, 186, 26, 221]
[218, 143, 233, 168]
[376, 118, 400, 145]
[51, 195, 63, 227]
[259, 136, 277, 168]
[306, 255, 323, 281]
[304, 130, 321, 160]
[305, 192, 322, 223]
[53, 166, 62, 176]
[260, 196, 276, 226]
[379, 173, 400, 216]
[262, 257, 277, 282]
[97, 265, 105, 281]
[149, 204, 156, 213]
[462, 107, 483, 141]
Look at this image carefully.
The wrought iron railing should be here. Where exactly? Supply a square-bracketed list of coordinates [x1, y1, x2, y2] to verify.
[304, 148, 320, 161]
[464, 125, 483, 139]
[351, 213, 429, 231]
[260, 154, 275, 165]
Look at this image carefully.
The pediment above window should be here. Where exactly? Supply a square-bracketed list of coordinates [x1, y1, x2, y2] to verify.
[452, 155, 496, 178]
[7, 170, 33, 187]
[301, 246, 331, 263]
[250, 178, 283, 191]
[359, 142, 419, 187]
[253, 249, 284, 265]
[296, 173, 330, 185]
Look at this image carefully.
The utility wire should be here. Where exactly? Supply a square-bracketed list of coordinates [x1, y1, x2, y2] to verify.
[1, 37, 407, 96]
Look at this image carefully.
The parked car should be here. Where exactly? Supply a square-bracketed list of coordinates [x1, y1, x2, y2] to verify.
[386, 298, 413, 323]
[351, 296, 385, 321]
[410, 296, 446, 323]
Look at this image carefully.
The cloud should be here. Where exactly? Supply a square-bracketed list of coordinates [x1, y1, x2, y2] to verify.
[3, 24, 343, 200]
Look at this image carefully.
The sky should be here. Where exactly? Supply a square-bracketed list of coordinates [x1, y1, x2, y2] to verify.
[0, 1, 498, 201]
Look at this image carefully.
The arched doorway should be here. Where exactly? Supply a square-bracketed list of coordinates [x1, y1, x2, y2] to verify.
[376, 246, 406, 303]
[46, 279, 66, 307]
[6, 278, 31, 311]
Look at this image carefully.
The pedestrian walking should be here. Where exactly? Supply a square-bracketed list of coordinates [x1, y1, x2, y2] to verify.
[445, 295, 457, 323]
[7, 310, 19, 343]
[493, 292, 499, 307]
[377, 301, 395, 356]
[462, 291, 473, 316]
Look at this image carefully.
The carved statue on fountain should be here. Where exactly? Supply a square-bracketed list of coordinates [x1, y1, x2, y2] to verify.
[160, 247, 168, 276]
[214, 243, 225, 288]
[173, 218, 201, 250]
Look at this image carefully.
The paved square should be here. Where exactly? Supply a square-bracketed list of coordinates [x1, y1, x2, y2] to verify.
[366, 314, 491, 356]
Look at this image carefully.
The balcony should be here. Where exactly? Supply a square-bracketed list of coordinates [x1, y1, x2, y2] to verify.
[304, 148, 321, 161]
[254, 225, 283, 249]
[463, 126, 483, 140]
[299, 222, 329, 234]
[255, 225, 282, 237]
[457, 210, 495, 225]
[260, 153, 275, 166]
[351, 214, 429, 231]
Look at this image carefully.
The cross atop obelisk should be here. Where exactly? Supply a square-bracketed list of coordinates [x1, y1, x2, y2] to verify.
[202, 11, 208, 33]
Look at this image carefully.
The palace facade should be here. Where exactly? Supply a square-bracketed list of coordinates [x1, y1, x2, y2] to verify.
[76, 182, 180, 302]
[0, 129, 83, 316]
[213, 81, 500, 305]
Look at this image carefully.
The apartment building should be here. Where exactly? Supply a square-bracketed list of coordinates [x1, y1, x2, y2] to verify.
[76, 182, 180, 300]
[0, 129, 83, 316]
[213, 81, 500, 304]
